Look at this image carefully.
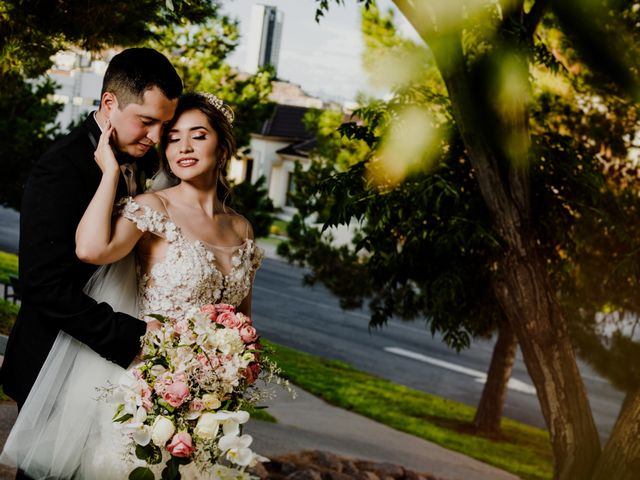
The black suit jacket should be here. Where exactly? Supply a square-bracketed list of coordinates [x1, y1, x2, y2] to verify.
[0, 114, 157, 407]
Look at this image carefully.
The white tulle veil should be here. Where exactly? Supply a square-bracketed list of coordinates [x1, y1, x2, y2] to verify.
[0, 252, 140, 479]
[0, 170, 178, 479]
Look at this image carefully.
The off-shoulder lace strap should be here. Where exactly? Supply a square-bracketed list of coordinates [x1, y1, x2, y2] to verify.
[115, 197, 180, 242]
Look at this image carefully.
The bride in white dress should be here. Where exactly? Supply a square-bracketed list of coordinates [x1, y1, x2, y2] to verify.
[1, 92, 264, 479]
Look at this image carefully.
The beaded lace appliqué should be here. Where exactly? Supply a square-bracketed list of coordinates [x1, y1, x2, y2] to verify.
[116, 198, 264, 320]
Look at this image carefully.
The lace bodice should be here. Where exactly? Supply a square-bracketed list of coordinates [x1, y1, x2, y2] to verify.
[117, 197, 263, 320]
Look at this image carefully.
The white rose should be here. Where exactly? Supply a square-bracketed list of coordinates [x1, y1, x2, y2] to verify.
[202, 394, 221, 410]
[151, 415, 175, 447]
[194, 412, 221, 440]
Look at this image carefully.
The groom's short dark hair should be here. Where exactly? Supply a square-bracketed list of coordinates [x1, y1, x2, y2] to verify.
[101, 48, 182, 109]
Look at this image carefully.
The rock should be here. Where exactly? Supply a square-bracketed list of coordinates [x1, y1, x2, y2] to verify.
[325, 472, 353, 480]
[247, 462, 270, 479]
[311, 451, 343, 472]
[262, 450, 436, 480]
[283, 462, 301, 475]
[356, 461, 405, 479]
[286, 468, 323, 480]
[403, 471, 432, 480]
[353, 472, 380, 480]
[341, 460, 359, 475]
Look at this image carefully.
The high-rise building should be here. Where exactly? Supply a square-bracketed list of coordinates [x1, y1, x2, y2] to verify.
[245, 4, 284, 75]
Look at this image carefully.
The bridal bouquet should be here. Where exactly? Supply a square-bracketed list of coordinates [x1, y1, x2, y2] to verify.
[111, 304, 271, 480]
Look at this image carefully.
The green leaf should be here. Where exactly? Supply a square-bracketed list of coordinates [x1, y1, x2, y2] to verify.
[157, 399, 175, 413]
[161, 456, 190, 480]
[129, 467, 155, 480]
[135, 443, 163, 465]
[113, 413, 134, 423]
[147, 314, 168, 323]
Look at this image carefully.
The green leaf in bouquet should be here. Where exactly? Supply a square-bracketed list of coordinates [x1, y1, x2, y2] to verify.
[113, 409, 134, 423]
[129, 467, 155, 480]
[147, 314, 169, 323]
[112, 404, 125, 422]
[158, 399, 176, 413]
[161, 456, 190, 480]
[136, 443, 163, 465]
[153, 357, 170, 369]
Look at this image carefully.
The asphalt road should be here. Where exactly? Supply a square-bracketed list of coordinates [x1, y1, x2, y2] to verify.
[251, 257, 624, 443]
[0, 205, 625, 442]
[0, 207, 18, 255]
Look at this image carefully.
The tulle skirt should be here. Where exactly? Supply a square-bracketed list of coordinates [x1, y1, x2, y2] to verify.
[0, 254, 142, 479]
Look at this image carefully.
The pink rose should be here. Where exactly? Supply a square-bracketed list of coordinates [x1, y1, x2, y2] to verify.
[200, 304, 216, 315]
[239, 323, 258, 343]
[167, 432, 194, 458]
[196, 353, 211, 369]
[188, 398, 205, 412]
[161, 379, 190, 408]
[173, 320, 189, 335]
[218, 312, 243, 329]
[214, 304, 236, 314]
[236, 312, 252, 325]
[243, 362, 261, 385]
[140, 380, 153, 412]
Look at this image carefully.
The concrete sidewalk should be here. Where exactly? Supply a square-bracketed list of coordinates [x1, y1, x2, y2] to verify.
[247, 384, 519, 480]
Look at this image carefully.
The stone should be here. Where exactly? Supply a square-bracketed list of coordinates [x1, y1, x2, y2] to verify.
[247, 462, 269, 479]
[311, 450, 343, 472]
[326, 472, 354, 480]
[353, 472, 380, 480]
[286, 468, 323, 480]
[403, 471, 431, 480]
[356, 462, 405, 479]
[341, 460, 359, 475]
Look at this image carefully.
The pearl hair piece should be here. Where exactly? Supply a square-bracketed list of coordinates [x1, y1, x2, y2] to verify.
[200, 92, 235, 124]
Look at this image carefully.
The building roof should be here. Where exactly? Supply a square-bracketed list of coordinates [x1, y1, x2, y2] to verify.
[257, 104, 314, 140]
[276, 138, 318, 158]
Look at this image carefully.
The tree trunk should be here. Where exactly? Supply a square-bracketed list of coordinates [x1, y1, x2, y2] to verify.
[391, 3, 602, 478]
[473, 320, 517, 434]
[591, 387, 640, 479]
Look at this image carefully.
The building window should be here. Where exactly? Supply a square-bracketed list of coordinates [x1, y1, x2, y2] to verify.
[285, 171, 296, 207]
[245, 158, 254, 183]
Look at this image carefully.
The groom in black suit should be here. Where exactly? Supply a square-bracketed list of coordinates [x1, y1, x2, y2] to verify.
[0, 48, 182, 419]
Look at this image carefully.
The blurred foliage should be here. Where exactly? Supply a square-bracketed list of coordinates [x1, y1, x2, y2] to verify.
[0, 0, 217, 78]
[230, 176, 275, 239]
[0, 75, 62, 209]
[144, 18, 276, 150]
[285, 1, 640, 391]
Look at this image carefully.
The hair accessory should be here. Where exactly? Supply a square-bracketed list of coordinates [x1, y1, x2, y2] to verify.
[200, 92, 235, 124]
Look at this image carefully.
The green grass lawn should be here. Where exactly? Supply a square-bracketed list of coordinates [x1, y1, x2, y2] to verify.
[0, 251, 18, 284]
[265, 339, 553, 480]
[0, 251, 19, 336]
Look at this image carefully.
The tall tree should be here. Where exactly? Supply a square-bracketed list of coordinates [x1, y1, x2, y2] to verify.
[309, 1, 640, 478]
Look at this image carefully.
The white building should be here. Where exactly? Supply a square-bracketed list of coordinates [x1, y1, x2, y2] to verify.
[48, 51, 108, 129]
[229, 103, 314, 218]
[244, 4, 284, 75]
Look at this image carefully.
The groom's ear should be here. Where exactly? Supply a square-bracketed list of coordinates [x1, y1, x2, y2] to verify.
[101, 92, 118, 117]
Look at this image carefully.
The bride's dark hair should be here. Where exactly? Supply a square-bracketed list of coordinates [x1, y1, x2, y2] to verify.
[160, 92, 236, 208]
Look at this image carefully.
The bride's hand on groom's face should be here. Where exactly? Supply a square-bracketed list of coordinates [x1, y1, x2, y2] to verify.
[94, 120, 120, 177]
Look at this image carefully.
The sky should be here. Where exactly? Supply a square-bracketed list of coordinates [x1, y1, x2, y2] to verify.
[220, 0, 420, 103]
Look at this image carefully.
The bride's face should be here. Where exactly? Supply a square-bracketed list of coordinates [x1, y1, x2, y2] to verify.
[165, 109, 219, 182]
